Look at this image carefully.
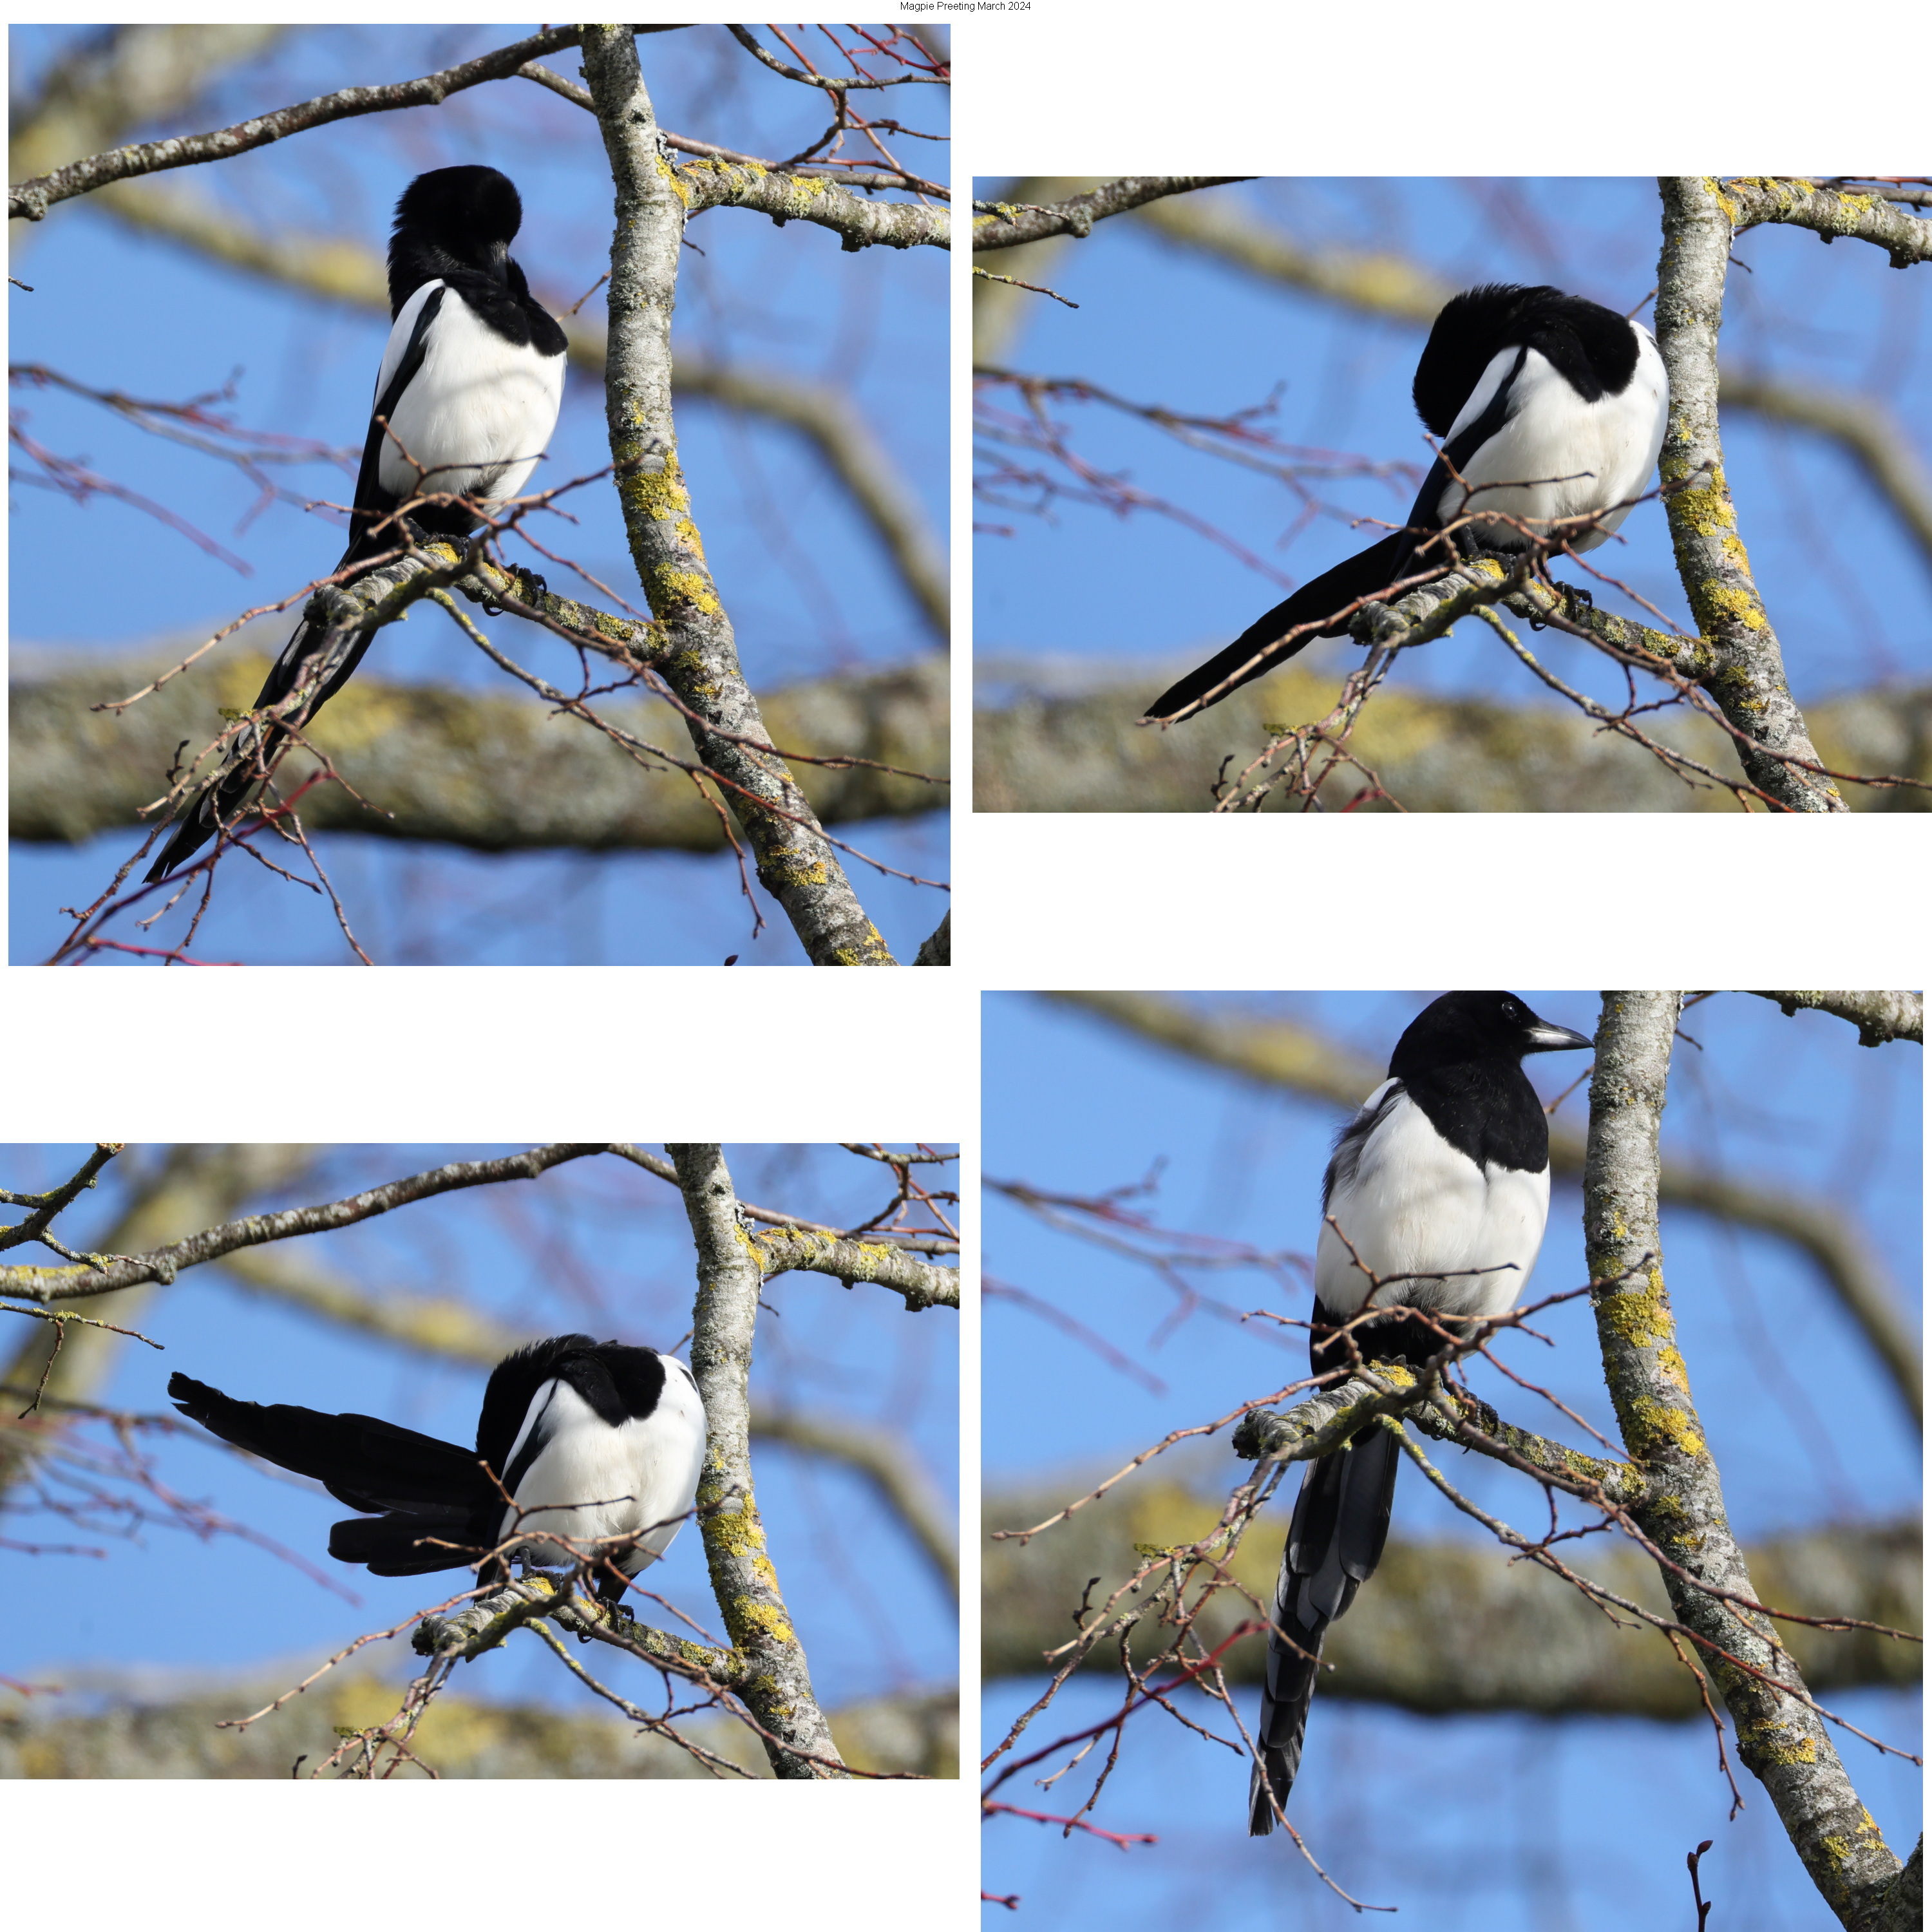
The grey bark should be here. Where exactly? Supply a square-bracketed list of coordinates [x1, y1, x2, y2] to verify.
[669, 1142, 847, 1778]
[580, 27, 896, 965]
[1584, 992, 1900, 1927]
[1747, 990, 1923, 1048]
[972, 176, 1252, 251]
[1654, 178, 1844, 810]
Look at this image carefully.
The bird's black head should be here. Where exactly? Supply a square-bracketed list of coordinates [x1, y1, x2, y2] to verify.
[388, 165, 524, 310]
[1412, 283, 1638, 432]
[1389, 991, 1593, 1078]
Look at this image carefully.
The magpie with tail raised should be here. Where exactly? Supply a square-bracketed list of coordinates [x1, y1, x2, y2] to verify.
[1248, 991, 1592, 1837]
[146, 164, 568, 882]
[169, 1335, 706, 1602]
[1145, 285, 1669, 723]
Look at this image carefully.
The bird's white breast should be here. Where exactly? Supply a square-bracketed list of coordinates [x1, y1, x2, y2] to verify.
[1314, 1083, 1552, 1320]
[502, 1362, 707, 1574]
[1434, 330, 1668, 550]
[375, 279, 565, 509]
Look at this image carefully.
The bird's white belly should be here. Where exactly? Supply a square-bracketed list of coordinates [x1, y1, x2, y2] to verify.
[502, 1376, 706, 1573]
[1435, 341, 1667, 551]
[378, 292, 563, 509]
[1315, 1099, 1551, 1320]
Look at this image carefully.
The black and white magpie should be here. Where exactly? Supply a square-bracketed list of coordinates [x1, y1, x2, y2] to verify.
[169, 1334, 706, 1602]
[1248, 991, 1592, 1837]
[1146, 284, 1670, 723]
[146, 164, 569, 881]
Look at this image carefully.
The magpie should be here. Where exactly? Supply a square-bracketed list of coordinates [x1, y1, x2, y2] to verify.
[1248, 991, 1591, 1837]
[146, 164, 569, 882]
[1145, 284, 1670, 723]
[168, 1334, 706, 1603]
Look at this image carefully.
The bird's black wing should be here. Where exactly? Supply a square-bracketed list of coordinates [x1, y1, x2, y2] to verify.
[168, 1372, 489, 1515]
[1249, 1421, 1399, 1835]
[343, 283, 446, 567]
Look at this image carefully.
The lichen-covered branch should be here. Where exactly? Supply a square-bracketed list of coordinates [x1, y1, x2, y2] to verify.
[582, 27, 896, 965]
[678, 155, 947, 251]
[669, 1142, 847, 1778]
[1718, 177, 1932, 270]
[750, 1225, 960, 1309]
[1233, 1361, 1643, 1507]
[1747, 990, 1923, 1048]
[413, 1573, 744, 1681]
[1584, 992, 1902, 1927]
[1655, 178, 1844, 810]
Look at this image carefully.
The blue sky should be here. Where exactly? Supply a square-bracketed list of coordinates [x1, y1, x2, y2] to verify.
[0, 1142, 960, 1725]
[9, 26, 948, 963]
[973, 177, 1931, 727]
[983, 991, 1921, 1929]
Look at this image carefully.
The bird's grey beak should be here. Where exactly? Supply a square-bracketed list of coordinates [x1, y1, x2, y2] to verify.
[1524, 1020, 1593, 1054]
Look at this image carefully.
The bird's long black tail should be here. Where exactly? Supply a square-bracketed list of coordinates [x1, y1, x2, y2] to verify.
[1143, 531, 1422, 724]
[143, 585, 379, 884]
[1249, 1423, 1400, 1836]
[167, 1372, 490, 1515]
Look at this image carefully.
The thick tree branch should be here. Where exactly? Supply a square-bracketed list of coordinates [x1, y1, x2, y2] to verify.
[750, 1226, 960, 1309]
[1748, 990, 1923, 1048]
[1584, 992, 1899, 1926]
[1655, 178, 1844, 810]
[974, 177, 1254, 251]
[1719, 177, 1932, 270]
[8, 27, 585, 220]
[582, 26, 896, 965]
[0, 1144, 605, 1306]
[677, 155, 947, 251]
[669, 1142, 847, 1778]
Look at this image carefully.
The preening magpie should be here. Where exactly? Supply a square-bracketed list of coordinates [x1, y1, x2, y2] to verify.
[1248, 991, 1592, 1837]
[146, 164, 569, 882]
[1145, 284, 1670, 723]
[169, 1334, 706, 1602]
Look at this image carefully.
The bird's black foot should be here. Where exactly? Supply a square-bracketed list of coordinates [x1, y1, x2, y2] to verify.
[483, 563, 547, 616]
